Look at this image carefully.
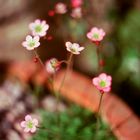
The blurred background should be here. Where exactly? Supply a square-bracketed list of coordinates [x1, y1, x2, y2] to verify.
[0, 0, 140, 139]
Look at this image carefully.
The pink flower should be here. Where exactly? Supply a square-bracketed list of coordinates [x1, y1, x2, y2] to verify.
[20, 115, 38, 133]
[29, 19, 49, 37]
[22, 35, 40, 50]
[55, 3, 67, 14]
[92, 73, 112, 93]
[71, 0, 83, 8]
[66, 41, 84, 55]
[71, 7, 82, 18]
[87, 27, 105, 45]
[45, 58, 60, 74]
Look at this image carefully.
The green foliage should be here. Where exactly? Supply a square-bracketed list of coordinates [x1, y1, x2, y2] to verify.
[32, 105, 116, 140]
[116, 10, 140, 87]
[118, 10, 140, 49]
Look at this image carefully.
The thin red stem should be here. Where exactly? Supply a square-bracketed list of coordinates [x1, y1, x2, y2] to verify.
[96, 92, 103, 131]
[33, 49, 44, 68]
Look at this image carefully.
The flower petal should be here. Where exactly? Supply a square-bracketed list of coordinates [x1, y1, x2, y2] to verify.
[91, 27, 98, 33]
[105, 80, 111, 87]
[34, 36, 40, 42]
[43, 24, 49, 30]
[73, 43, 79, 49]
[32, 119, 38, 126]
[39, 32, 46, 36]
[22, 41, 28, 47]
[24, 127, 30, 133]
[99, 29, 105, 36]
[99, 73, 107, 80]
[25, 115, 32, 121]
[35, 19, 41, 24]
[30, 126, 36, 133]
[20, 121, 26, 127]
[34, 42, 40, 48]
[92, 77, 99, 86]
[87, 32, 92, 39]
[103, 87, 111, 92]
[29, 23, 35, 30]
[26, 46, 34, 50]
[78, 47, 84, 51]
[65, 41, 72, 48]
[107, 76, 112, 81]
[26, 35, 32, 42]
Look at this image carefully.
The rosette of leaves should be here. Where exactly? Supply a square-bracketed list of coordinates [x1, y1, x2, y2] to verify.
[32, 105, 116, 140]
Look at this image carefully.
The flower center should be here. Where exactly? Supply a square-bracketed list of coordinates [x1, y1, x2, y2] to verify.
[70, 47, 76, 52]
[35, 25, 42, 32]
[93, 33, 99, 39]
[99, 80, 106, 87]
[50, 59, 58, 68]
[29, 41, 35, 47]
[27, 121, 33, 128]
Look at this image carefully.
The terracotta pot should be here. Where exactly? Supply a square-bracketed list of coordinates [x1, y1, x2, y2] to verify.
[8, 61, 140, 140]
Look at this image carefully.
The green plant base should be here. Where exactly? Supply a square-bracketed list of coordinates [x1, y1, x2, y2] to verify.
[32, 105, 116, 140]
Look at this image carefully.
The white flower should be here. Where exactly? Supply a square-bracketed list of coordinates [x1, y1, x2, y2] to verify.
[45, 58, 60, 74]
[65, 41, 84, 55]
[29, 19, 49, 37]
[22, 35, 40, 50]
[20, 115, 38, 133]
[55, 3, 67, 14]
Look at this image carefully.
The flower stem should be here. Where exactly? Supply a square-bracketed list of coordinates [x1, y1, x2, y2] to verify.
[97, 92, 103, 116]
[96, 47, 101, 73]
[59, 60, 68, 65]
[32, 50, 60, 139]
[33, 49, 44, 68]
[57, 53, 73, 94]
[33, 49, 56, 95]
[96, 92, 103, 131]
[54, 53, 73, 139]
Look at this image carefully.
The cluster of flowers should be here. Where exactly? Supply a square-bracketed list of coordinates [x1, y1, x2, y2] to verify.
[22, 19, 85, 74]
[22, 19, 49, 50]
[48, 0, 83, 19]
[21, 18, 112, 133]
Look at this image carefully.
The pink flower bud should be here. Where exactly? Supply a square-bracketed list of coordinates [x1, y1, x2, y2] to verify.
[45, 58, 60, 74]
[71, 0, 83, 8]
